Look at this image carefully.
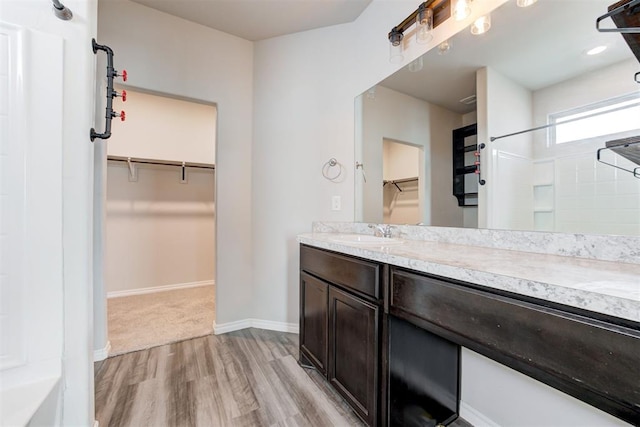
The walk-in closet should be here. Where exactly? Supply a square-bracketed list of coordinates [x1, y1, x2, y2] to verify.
[103, 87, 216, 356]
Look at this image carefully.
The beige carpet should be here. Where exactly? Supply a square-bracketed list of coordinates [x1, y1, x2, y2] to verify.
[108, 285, 215, 356]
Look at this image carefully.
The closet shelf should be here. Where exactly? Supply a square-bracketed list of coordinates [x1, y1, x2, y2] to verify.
[107, 155, 215, 170]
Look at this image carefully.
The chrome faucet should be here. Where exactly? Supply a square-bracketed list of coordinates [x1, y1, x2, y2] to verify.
[368, 224, 393, 238]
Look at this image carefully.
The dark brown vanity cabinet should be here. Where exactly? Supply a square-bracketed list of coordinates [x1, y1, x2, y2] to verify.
[299, 245, 382, 426]
[328, 285, 380, 425]
[299, 272, 328, 375]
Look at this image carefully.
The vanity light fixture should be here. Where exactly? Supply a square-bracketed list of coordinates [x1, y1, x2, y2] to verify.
[516, 0, 538, 7]
[453, 0, 471, 21]
[387, 0, 450, 63]
[470, 14, 491, 35]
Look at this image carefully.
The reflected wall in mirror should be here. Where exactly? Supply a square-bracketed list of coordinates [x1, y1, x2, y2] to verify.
[355, 0, 640, 236]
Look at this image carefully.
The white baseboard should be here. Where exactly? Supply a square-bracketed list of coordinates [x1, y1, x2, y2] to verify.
[107, 280, 214, 299]
[460, 400, 501, 427]
[213, 318, 299, 335]
[93, 341, 111, 362]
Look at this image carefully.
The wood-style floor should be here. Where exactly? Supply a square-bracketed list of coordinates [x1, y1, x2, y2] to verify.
[95, 328, 474, 427]
[95, 328, 364, 426]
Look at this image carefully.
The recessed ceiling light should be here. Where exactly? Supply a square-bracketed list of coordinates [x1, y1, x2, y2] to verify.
[459, 95, 476, 105]
[586, 45, 607, 56]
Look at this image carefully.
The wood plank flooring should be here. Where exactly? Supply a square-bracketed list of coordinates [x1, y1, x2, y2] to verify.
[95, 329, 364, 426]
[95, 328, 474, 427]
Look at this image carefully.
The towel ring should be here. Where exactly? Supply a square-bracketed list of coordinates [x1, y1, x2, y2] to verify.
[322, 158, 343, 182]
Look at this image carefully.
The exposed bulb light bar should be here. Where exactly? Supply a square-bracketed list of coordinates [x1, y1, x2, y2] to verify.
[387, 0, 449, 63]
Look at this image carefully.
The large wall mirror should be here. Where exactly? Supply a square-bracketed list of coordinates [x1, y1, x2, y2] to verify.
[355, 0, 640, 236]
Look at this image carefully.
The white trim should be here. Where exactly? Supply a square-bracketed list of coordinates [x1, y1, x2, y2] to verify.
[94, 420, 99, 427]
[93, 341, 111, 362]
[213, 319, 299, 335]
[107, 280, 214, 299]
[251, 319, 299, 334]
[460, 400, 501, 427]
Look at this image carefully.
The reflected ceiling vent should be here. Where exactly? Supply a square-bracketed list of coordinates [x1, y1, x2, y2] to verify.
[459, 95, 477, 105]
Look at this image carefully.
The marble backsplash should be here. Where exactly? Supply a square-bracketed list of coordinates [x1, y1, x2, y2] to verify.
[311, 222, 640, 265]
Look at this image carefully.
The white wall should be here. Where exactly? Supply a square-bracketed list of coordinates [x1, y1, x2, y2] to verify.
[428, 103, 465, 227]
[478, 67, 534, 231]
[358, 85, 463, 226]
[97, 0, 253, 327]
[104, 87, 216, 295]
[383, 140, 419, 181]
[108, 86, 216, 164]
[106, 165, 215, 294]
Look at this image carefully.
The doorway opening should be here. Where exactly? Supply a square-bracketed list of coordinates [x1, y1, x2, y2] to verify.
[383, 139, 422, 225]
[96, 87, 217, 357]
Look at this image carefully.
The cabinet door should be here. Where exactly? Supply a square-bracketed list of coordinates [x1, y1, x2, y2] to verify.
[328, 286, 380, 426]
[300, 272, 328, 375]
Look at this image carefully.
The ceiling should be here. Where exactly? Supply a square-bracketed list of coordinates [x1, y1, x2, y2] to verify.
[380, 0, 633, 114]
[129, 0, 372, 41]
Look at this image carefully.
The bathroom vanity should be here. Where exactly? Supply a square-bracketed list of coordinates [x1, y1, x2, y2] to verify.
[298, 224, 640, 427]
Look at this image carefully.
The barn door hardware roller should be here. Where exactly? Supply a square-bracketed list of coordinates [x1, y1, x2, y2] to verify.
[90, 38, 127, 142]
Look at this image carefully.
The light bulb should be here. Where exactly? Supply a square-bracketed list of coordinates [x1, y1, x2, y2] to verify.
[471, 14, 491, 35]
[416, 7, 433, 44]
[389, 29, 404, 64]
[408, 57, 424, 72]
[453, 0, 471, 21]
[438, 39, 452, 55]
[516, 0, 538, 7]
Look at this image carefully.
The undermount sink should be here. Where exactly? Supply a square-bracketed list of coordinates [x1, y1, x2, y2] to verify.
[328, 234, 404, 246]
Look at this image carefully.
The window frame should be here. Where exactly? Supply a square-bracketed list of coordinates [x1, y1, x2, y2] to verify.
[548, 92, 640, 147]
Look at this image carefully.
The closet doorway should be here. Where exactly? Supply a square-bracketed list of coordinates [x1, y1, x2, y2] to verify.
[103, 88, 217, 356]
[382, 139, 422, 224]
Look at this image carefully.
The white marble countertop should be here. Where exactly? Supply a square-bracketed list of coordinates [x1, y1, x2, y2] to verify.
[298, 232, 640, 323]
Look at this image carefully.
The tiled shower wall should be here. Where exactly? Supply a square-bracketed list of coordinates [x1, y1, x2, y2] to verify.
[555, 152, 640, 236]
[535, 153, 640, 236]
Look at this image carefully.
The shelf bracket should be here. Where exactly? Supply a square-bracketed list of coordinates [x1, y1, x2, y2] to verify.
[127, 157, 138, 182]
[180, 161, 188, 184]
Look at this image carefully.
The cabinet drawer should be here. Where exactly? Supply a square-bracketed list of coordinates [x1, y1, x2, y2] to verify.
[300, 245, 381, 300]
[390, 268, 640, 425]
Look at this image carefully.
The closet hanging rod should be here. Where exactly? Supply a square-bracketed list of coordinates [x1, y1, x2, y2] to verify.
[107, 155, 215, 170]
[384, 176, 419, 185]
